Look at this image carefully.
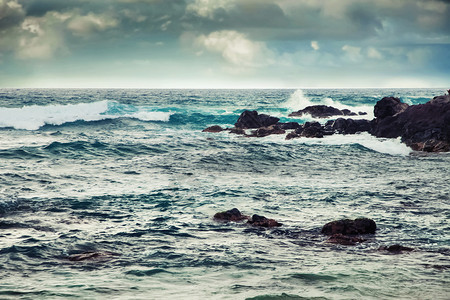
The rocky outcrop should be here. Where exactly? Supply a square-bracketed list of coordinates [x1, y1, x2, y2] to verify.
[371, 94, 450, 152]
[321, 218, 376, 235]
[289, 105, 361, 118]
[214, 208, 249, 222]
[235, 110, 280, 129]
[248, 214, 282, 227]
[202, 125, 224, 133]
[373, 97, 409, 119]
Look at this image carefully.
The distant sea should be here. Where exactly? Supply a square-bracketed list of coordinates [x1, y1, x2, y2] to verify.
[0, 88, 449, 299]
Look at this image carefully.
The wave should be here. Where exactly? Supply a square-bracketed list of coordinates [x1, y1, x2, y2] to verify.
[283, 89, 374, 119]
[0, 101, 172, 130]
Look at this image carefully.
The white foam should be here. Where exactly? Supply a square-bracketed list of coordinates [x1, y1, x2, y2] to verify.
[297, 132, 412, 156]
[0, 101, 172, 130]
[247, 131, 412, 156]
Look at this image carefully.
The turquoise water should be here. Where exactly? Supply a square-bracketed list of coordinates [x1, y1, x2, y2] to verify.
[0, 89, 449, 299]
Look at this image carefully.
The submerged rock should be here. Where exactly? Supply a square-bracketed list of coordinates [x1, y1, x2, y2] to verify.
[235, 110, 280, 129]
[289, 105, 359, 118]
[379, 244, 414, 253]
[202, 125, 224, 133]
[325, 233, 366, 245]
[68, 251, 120, 262]
[214, 208, 249, 222]
[321, 218, 376, 235]
[248, 214, 282, 227]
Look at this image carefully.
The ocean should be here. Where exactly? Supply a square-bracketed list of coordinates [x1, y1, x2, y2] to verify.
[0, 88, 449, 299]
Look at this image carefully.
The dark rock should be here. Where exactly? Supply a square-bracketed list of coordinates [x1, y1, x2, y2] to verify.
[248, 125, 286, 137]
[341, 109, 357, 116]
[325, 233, 366, 245]
[329, 118, 371, 134]
[227, 127, 245, 135]
[248, 214, 282, 227]
[68, 251, 120, 262]
[202, 125, 224, 133]
[235, 110, 279, 129]
[321, 218, 376, 235]
[374, 97, 409, 119]
[289, 105, 359, 118]
[371, 95, 450, 152]
[278, 122, 301, 130]
[285, 131, 299, 140]
[379, 244, 414, 253]
[214, 208, 249, 222]
[358, 111, 368, 115]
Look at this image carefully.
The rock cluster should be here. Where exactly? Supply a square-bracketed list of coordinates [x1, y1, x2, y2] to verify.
[213, 208, 281, 227]
[289, 105, 364, 118]
[203, 93, 450, 152]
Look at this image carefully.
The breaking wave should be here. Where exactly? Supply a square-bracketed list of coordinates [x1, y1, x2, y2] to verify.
[0, 101, 172, 130]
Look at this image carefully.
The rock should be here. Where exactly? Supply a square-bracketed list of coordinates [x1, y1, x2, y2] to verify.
[379, 244, 414, 253]
[325, 233, 366, 245]
[248, 125, 286, 137]
[289, 105, 359, 118]
[371, 95, 450, 152]
[358, 111, 368, 116]
[235, 110, 279, 129]
[328, 118, 371, 134]
[248, 214, 282, 227]
[278, 122, 301, 130]
[202, 125, 224, 133]
[285, 131, 299, 140]
[321, 218, 376, 235]
[373, 97, 409, 119]
[68, 251, 119, 262]
[227, 127, 245, 135]
[214, 208, 249, 222]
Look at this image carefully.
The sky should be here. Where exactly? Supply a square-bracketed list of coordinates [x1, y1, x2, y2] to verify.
[0, 0, 449, 88]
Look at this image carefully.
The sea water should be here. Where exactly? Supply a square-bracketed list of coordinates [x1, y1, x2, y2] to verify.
[0, 88, 448, 299]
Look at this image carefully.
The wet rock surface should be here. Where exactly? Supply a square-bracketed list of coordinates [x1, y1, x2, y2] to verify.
[248, 214, 282, 227]
[379, 244, 414, 253]
[214, 208, 249, 222]
[321, 218, 377, 235]
[234, 110, 280, 129]
[68, 251, 120, 262]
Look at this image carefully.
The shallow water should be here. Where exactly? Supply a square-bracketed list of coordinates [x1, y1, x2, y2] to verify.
[0, 88, 449, 299]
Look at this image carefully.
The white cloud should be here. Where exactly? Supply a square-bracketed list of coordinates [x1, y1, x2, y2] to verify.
[367, 47, 383, 59]
[310, 40, 319, 50]
[186, 0, 236, 19]
[342, 44, 362, 62]
[194, 30, 274, 67]
[16, 13, 67, 60]
[67, 13, 118, 36]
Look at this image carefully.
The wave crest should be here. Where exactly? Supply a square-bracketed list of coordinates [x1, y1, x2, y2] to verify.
[0, 101, 172, 130]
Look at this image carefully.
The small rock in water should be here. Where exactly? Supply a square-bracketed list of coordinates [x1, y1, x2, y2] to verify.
[379, 244, 414, 253]
[248, 214, 282, 227]
[235, 110, 280, 129]
[321, 218, 376, 235]
[214, 208, 249, 222]
[202, 125, 224, 133]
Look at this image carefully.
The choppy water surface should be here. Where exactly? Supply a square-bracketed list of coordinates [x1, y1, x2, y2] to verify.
[0, 89, 449, 299]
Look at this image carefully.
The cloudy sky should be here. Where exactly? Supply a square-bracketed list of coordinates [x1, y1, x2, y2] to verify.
[0, 0, 449, 88]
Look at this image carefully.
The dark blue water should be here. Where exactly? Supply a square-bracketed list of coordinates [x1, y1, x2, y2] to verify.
[0, 89, 449, 299]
